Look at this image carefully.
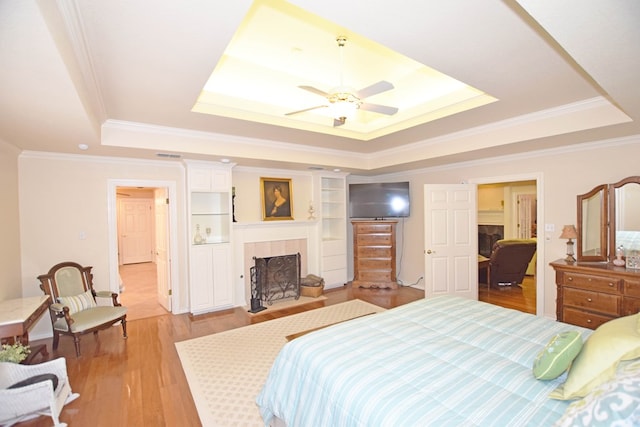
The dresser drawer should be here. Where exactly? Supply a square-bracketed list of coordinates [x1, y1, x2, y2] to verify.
[357, 270, 393, 283]
[355, 223, 392, 234]
[358, 259, 393, 271]
[357, 246, 392, 258]
[356, 233, 393, 245]
[563, 287, 620, 315]
[622, 297, 640, 317]
[624, 279, 640, 298]
[563, 307, 614, 329]
[562, 272, 621, 293]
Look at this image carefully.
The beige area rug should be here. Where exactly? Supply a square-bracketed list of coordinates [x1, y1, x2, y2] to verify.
[245, 295, 327, 316]
[175, 299, 385, 427]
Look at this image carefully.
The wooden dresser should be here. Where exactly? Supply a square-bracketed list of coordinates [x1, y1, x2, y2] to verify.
[352, 220, 398, 289]
[551, 259, 640, 329]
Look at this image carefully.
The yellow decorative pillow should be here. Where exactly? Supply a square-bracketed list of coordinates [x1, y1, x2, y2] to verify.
[58, 289, 97, 314]
[550, 313, 640, 400]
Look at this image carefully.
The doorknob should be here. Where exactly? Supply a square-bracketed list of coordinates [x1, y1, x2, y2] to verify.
[426, 249, 435, 254]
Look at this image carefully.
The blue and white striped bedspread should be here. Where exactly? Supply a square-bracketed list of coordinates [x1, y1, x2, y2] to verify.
[256, 296, 591, 427]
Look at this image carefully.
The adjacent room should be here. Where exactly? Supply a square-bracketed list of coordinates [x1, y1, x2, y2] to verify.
[1, 1, 640, 426]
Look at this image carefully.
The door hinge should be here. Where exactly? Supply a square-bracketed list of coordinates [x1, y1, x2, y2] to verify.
[165, 198, 169, 205]
[168, 289, 172, 296]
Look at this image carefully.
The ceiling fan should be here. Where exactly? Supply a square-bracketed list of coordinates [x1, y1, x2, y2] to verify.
[285, 36, 398, 127]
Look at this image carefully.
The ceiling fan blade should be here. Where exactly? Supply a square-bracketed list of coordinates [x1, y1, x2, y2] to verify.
[298, 85, 329, 97]
[285, 105, 328, 116]
[355, 81, 394, 99]
[333, 117, 346, 127]
[360, 102, 398, 115]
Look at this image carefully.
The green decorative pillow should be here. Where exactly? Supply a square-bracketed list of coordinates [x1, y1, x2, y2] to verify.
[58, 289, 97, 314]
[533, 331, 583, 380]
[550, 313, 640, 400]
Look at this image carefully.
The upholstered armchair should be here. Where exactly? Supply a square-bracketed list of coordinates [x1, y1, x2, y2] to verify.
[487, 239, 537, 289]
[38, 262, 127, 357]
[0, 357, 79, 427]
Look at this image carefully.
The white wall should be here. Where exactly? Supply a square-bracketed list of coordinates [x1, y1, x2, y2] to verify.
[350, 136, 640, 319]
[18, 152, 188, 338]
[231, 166, 313, 223]
[0, 140, 22, 301]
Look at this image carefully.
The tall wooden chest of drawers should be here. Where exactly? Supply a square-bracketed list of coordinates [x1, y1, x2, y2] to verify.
[551, 259, 640, 329]
[352, 220, 398, 289]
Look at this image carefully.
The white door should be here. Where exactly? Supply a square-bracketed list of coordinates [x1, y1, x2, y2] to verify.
[154, 188, 172, 312]
[424, 184, 478, 300]
[119, 199, 153, 264]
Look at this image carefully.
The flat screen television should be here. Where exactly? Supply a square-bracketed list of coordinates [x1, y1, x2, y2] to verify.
[349, 182, 410, 218]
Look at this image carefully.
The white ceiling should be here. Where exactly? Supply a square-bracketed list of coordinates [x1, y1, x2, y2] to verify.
[1, 0, 638, 175]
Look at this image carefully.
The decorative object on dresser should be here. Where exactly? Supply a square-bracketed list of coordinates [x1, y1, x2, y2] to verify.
[559, 225, 578, 262]
[352, 220, 398, 289]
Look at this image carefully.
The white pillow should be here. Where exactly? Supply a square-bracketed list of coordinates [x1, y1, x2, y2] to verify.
[58, 289, 97, 314]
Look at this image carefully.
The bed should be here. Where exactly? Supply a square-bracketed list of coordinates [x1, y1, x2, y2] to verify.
[256, 296, 639, 426]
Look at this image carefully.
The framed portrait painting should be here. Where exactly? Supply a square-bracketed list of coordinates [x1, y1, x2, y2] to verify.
[261, 177, 293, 220]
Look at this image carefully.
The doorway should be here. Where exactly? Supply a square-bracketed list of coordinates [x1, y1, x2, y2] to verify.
[470, 173, 543, 316]
[107, 179, 179, 321]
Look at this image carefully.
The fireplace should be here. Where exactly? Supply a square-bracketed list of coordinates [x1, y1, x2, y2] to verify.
[478, 225, 504, 258]
[249, 253, 301, 312]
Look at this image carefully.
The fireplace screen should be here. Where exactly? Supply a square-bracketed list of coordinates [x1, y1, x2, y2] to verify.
[251, 253, 301, 306]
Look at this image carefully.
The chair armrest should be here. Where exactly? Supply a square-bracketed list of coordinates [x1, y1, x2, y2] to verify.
[95, 290, 122, 307]
[95, 290, 114, 298]
[49, 303, 65, 315]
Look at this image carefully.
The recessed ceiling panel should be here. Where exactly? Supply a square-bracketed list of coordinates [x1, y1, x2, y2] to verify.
[192, 0, 497, 140]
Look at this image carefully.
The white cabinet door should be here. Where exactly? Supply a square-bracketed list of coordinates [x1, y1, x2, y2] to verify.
[189, 167, 215, 191]
[211, 244, 233, 307]
[189, 244, 233, 314]
[189, 246, 215, 314]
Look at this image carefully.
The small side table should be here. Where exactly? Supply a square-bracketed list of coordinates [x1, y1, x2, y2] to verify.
[0, 295, 50, 364]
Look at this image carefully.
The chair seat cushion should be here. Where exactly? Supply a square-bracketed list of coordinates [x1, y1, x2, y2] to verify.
[53, 306, 127, 332]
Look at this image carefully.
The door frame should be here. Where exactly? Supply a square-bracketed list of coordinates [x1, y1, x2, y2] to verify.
[469, 172, 544, 317]
[107, 179, 179, 313]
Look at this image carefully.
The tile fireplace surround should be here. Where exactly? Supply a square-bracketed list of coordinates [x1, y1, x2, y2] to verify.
[233, 221, 319, 306]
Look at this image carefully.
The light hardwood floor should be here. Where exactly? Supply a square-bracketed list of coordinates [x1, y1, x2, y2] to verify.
[118, 262, 169, 321]
[20, 270, 531, 426]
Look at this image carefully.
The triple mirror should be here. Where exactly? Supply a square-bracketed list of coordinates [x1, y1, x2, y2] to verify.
[577, 176, 640, 262]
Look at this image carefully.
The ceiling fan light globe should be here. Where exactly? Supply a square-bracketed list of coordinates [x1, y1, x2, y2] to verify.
[330, 99, 359, 120]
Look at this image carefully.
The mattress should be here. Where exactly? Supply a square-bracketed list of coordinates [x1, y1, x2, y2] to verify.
[256, 296, 591, 427]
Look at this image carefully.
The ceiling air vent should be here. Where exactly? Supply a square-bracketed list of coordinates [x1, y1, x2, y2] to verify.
[156, 153, 181, 159]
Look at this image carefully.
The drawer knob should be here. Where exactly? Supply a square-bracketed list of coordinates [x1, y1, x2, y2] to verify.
[587, 319, 592, 323]
[587, 298, 592, 302]
[608, 283, 614, 287]
[568, 277, 573, 281]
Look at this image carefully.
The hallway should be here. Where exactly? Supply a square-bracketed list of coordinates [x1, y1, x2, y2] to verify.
[119, 262, 169, 321]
